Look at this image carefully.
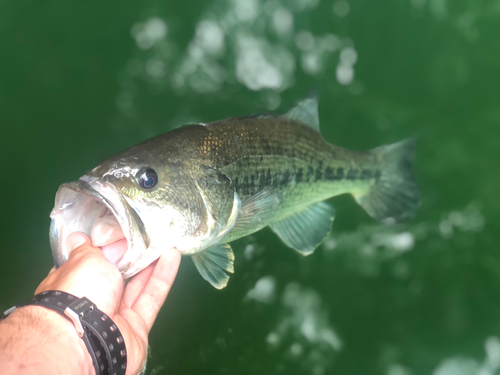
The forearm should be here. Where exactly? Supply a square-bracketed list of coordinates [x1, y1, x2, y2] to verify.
[0, 305, 94, 375]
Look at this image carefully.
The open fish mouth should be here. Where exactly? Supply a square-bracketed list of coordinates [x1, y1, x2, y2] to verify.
[49, 176, 151, 278]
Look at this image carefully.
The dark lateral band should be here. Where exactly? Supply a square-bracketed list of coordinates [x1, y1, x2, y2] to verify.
[1, 290, 127, 375]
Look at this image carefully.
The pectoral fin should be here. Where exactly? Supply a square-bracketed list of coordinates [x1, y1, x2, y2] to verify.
[192, 244, 235, 289]
[233, 189, 281, 232]
[270, 202, 335, 255]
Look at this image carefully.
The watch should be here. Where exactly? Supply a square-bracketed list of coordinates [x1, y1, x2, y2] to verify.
[1, 290, 127, 375]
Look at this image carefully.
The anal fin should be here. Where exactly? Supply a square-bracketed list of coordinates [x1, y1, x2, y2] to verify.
[192, 244, 235, 289]
[270, 201, 335, 255]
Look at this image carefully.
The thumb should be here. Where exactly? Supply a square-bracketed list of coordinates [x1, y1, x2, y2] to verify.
[66, 232, 103, 260]
[35, 232, 98, 295]
[67, 232, 92, 252]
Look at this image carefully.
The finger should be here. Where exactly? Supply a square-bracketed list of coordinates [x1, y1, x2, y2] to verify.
[67, 232, 92, 252]
[36, 233, 95, 294]
[131, 248, 181, 331]
[122, 260, 157, 308]
[67, 232, 104, 260]
[36, 231, 123, 311]
[35, 279, 47, 295]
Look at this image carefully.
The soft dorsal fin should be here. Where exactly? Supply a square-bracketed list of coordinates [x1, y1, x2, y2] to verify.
[284, 98, 320, 132]
[192, 244, 235, 289]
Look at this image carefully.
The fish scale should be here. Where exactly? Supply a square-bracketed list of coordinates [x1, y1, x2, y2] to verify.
[200, 117, 378, 226]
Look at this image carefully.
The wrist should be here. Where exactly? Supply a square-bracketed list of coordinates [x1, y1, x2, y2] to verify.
[0, 305, 95, 375]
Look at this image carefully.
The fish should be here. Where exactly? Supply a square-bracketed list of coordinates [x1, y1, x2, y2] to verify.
[50, 98, 420, 289]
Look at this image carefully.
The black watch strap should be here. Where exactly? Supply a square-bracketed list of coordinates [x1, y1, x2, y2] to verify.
[1, 291, 127, 375]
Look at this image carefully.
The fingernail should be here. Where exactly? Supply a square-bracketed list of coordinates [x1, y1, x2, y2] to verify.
[66, 232, 89, 251]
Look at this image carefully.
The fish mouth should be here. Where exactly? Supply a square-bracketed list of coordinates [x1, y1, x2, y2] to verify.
[49, 176, 152, 278]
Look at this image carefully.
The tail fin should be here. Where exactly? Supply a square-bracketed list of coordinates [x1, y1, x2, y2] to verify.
[356, 138, 420, 223]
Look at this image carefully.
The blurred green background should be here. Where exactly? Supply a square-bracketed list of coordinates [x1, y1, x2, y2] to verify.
[1, 0, 500, 374]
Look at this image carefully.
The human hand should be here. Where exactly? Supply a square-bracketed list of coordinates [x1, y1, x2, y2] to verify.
[35, 232, 181, 375]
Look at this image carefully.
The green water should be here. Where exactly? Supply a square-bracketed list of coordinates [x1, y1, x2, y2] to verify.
[1, 0, 499, 374]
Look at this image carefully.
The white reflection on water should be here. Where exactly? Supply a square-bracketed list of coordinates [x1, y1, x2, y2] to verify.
[433, 339, 500, 375]
[273, 7, 294, 37]
[439, 204, 485, 238]
[410, 0, 426, 10]
[340, 46, 358, 65]
[246, 275, 277, 304]
[371, 232, 414, 252]
[323, 237, 337, 251]
[300, 34, 342, 76]
[322, 226, 415, 278]
[322, 202, 485, 278]
[118, 0, 359, 117]
[131, 17, 167, 50]
[433, 357, 480, 375]
[336, 46, 357, 85]
[484, 337, 500, 372]
[286, 0, 320, 13]
[386, 363, 413, 375]
[382, 336, 500, 375]
[244, 244, 256, 260]
[336, 64, 354, 85]
[193, 20, 225, 58]
[429, 0, 448, 20]
[333, 0, 350, 17]
[266, 282, 343, 351]
[145, 58, 166, 78]
[295, 30, 315, 51]
[456, 13, 479, 43]
[236, 34, 295, 90]
[234, 0, 260, 22]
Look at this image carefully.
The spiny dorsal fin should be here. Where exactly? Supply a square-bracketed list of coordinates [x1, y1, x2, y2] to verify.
[284, 98, 320, 132]
[192, 244, 234, 289]
[270, 201, 335, 255]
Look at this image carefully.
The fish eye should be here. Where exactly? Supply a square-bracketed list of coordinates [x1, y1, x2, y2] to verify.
[136, 168, 158, 190]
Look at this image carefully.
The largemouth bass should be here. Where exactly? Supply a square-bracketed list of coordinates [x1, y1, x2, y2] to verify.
[50, 98, 420, 289]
